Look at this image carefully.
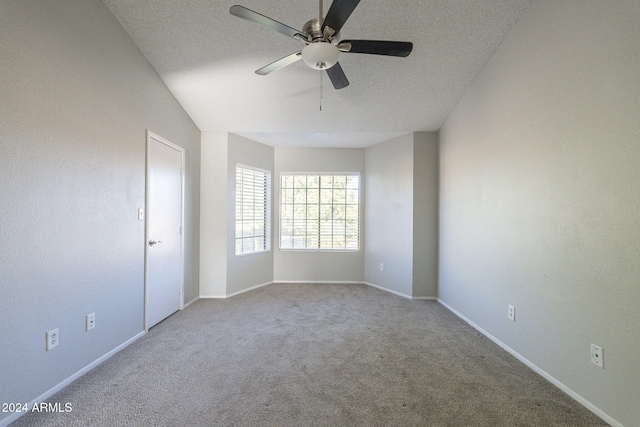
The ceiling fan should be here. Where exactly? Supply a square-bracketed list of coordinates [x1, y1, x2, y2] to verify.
[229, 0, 413, 89]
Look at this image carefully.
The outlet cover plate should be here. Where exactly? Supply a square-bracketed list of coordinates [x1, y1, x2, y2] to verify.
[46, 328, 59, 351]
[591, 344, 603, 368]
[86, 313, 95, 331]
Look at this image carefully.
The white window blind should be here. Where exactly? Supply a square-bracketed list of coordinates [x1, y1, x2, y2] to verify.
[280, 174, 359, 250]
[235, 165, 271, 256]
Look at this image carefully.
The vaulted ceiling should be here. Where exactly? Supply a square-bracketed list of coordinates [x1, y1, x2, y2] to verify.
[103, 0, 531, 147]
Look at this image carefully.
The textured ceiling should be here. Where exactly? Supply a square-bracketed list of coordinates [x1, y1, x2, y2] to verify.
[103, 0, 531, 147]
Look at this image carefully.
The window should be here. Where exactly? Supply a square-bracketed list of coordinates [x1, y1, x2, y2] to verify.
[235, 165, 271, 256]
[280, 174, 359, 250]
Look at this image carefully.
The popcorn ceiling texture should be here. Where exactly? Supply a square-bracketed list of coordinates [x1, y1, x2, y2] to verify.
[102, 0, 532, 146]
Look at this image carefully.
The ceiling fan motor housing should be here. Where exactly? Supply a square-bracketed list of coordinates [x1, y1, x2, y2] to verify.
[302, 18, 340, 43]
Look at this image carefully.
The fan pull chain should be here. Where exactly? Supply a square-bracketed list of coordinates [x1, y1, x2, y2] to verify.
[319, 0, 325, 111]
[320, 71, 324, 111]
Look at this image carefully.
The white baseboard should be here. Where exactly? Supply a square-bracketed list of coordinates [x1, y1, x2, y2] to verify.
[182, 296, 199, 309]
[226, 281, 273, 298]
[436, 299, 622, 427]
[199, 281, 274, 299]
[274, 280, 364, 285]
[289, 281, 437, 301]
[0, 331, 145, 427]
[363, 281, 413, 299]
[363, 281, 437, 301]
[201, 281, 437, 302]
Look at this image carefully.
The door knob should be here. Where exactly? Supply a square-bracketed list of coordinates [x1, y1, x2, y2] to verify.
[149, 239, 163, 246]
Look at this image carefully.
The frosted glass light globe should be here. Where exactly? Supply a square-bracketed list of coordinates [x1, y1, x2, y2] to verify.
[301, 42, 340, 70]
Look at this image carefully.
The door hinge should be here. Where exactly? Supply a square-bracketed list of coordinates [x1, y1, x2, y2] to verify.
[180, 168, 185, 176]
[180, 226, 183, 235]
[180, 285, 183, 294]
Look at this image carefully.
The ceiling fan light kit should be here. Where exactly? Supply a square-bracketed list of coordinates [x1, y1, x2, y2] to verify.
[302, 42, 340, 70]
[230, 0, 413, 89]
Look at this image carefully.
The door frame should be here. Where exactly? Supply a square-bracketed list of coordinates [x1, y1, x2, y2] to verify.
[144, 130, 185, 331]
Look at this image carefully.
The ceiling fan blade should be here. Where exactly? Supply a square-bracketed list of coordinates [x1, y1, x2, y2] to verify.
[340, 40, 413, 57]
[230, 5, 303, 39]
[322, 0, 360, 34]
[255, 51, 303, 75]
[326, 62, 349, 89]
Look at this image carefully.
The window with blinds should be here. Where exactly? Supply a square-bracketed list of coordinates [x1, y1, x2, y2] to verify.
[235, 165, 271, 256]
[280, 174, 360, 251]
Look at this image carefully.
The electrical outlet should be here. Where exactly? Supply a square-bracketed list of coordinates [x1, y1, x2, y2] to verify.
[46, 328, 59, 351]
[508, 305, 516, 321]
[380, 263, 384, 272]
[86, 313, 95, 331]
[591, 344, 604, 368]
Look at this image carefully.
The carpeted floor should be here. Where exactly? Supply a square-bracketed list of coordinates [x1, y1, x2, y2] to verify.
[12, 283, 607, 426]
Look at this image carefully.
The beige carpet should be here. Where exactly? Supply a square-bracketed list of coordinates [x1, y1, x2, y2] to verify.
[12, 283, 607, 426]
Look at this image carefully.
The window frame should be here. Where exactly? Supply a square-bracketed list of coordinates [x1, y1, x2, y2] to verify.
[279, 172, 361, 252]
[235, 164, 271, 257]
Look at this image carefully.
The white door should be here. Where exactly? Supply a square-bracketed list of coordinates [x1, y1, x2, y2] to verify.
[145, 131, 184, 329]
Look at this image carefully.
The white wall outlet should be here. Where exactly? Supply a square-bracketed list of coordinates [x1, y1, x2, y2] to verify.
[591, 344, 604, 368]
[46, 328, 59, 351]
[508, 305, 516, 321]
[86, 313, 96, 331]
[138, 208, 144, 220]
[380, 263, 384, 272]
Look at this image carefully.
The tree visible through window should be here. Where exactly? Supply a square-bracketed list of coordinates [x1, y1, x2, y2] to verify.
[235, 165, 271, 256]
[280, 174, 359, 250]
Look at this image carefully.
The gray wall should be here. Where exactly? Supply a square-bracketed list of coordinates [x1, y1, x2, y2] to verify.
[438, 1, 640, 425]
[200, 133, 274, 297]
[0, 0, 200, 422]
[226, 134, 275, 295]
[364, 133, 439, 298]
[412, 133, 439, 298]
[202, 139, 437, 293]
[364, 135, 415, 296]
[200, 131, 228, 297]
[274, 147, 366, 283]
